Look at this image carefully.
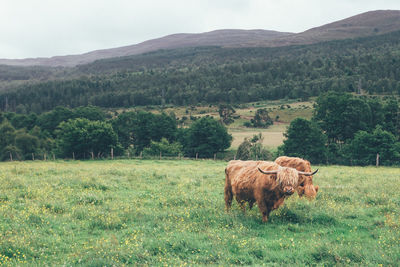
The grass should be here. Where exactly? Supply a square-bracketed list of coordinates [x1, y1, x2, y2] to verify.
[116, 99, 314, 150]
[229, 124, 287, 149]
[0, 160, 399, 265]
[228, 101, 313, 149]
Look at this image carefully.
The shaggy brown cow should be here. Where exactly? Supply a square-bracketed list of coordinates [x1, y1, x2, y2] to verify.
[224, 160, 317, 222]
[274, 156, 319, 198]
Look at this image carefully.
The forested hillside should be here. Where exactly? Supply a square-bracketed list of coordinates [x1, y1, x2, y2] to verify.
[1, 30, 400, 113]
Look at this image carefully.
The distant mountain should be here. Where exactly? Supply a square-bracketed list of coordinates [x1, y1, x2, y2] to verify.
[259, 10, 400, 47]
[0, 30, 292, 67]
[0, 10, 399, 67]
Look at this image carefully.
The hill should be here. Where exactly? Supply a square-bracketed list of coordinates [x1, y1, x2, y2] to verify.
[1, 28, 399, 113]
[260, 9, 400, 47]
[0, 30, 292, 67]
[0, 10, 399, 67]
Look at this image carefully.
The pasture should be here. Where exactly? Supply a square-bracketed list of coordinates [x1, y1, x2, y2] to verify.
[229, 124, 287, 149]
[151, 99, 314, 149]
[0, 160, 399, 266]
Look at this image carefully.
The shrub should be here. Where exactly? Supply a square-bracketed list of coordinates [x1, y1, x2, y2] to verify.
[143, 138, 183, 157]
[236, 134, 272, 160]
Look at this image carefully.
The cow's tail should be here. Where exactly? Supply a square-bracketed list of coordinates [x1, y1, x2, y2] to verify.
[224, 168, 233, 212]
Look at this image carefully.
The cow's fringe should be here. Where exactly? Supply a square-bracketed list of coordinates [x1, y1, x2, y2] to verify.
[276, 166, 299, 186]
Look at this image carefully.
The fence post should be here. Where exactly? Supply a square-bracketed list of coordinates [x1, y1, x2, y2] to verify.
[32, 153, 35, 161]
[196, 153, 198, 160]
[52, 153, 55, 161]
[10, 152, 12, 161]
[127, 151, 130, 159]
[376, 153, 379, 167]
[44, 153, 47, 161]
[73, 152, 75, 160]
[111, 148, 114, 160]
[234, 155, 236, 160]
[140, 151, 143, 159]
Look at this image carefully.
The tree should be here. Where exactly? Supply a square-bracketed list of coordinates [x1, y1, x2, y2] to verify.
[247, 108, 273, 128]
[1, 145, 21, 161]
[15, 131, 40, 160]
[347, 126, 400, 166]
[218, 104, 236, 125]
[112, 111, 177, 153]
[0, 120, 17, 160]
[382, 99, 400, 138]
[73, 105, 107, 121]
[280, 118, 327, 164]
[37, 106, 75, 136]
[314, 92, 372, 142]
[0, 120, 16, 152]
[184, 117, 232, 158]
[236, 139, 252, 160]
[56, 118, 119, 159]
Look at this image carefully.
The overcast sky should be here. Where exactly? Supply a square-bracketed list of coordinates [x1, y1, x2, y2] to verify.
[1, 0, 399, 59]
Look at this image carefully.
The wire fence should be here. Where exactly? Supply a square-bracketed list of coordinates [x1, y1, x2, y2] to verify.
[4, 149, 275, 162]
[5, 151, 397, 166]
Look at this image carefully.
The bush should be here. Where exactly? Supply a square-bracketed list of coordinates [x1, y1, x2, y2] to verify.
[243, 121, 252, 128]
[236, 134, 272, 160]
[143, 138, 183, 157]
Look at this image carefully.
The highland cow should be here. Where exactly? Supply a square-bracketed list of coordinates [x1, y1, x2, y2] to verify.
[224, 160, 317, 222]
[275, 156, 319, 199]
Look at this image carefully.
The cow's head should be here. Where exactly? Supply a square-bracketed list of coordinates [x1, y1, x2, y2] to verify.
[298, 175, 319, 198]
[274, 156, 319, 199]
[258, 166, 318, 196]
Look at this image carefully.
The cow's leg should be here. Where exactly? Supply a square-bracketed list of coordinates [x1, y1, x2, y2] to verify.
[224, 187, 233, 212]
[224, 172, 233, 212]
[249, 200, 255, 210]
[263, 205, 273, 223]
[256, 198, 271, 222]
[239, 200, 246, 214]
[273, 197, 285, 210]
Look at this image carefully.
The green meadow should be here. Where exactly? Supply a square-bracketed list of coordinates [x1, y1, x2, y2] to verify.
[0, 160, 399, 266]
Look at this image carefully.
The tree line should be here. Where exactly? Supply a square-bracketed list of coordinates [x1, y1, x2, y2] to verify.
[0, 106, 232, 161]
[280, 92, 400, 166]
[1, 93, 399, 165]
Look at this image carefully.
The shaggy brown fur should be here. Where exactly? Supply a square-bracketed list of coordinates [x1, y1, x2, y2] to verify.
[224, 160, 300, 222]
[274, 156, 319, 198]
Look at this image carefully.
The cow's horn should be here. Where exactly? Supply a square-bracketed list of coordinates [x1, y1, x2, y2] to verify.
[258, 168, 278, 175]
[298, 169, 318, 176]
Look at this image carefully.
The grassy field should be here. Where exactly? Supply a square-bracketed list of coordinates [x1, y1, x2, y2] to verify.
[137, 99, 314, 149]
[228, 100, 313, 149]
[0, 160, 399, 266]
[229, 124, 287, 149]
